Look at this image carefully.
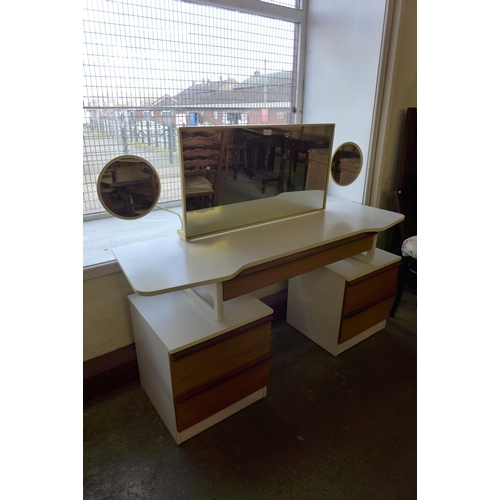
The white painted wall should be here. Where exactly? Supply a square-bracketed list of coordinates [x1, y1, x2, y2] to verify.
[303, 0, 389, 203]
[83, 272, 134, 361]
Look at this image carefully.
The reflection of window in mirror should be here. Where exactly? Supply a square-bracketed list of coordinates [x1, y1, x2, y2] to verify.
[97, 155, 161, 220]
[331, 142, 362, 186]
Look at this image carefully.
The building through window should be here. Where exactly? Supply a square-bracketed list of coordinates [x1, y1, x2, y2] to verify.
[83, 0, 302, 217]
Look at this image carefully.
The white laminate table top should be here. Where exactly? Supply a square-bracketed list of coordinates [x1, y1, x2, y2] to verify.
[129, 292, 273, 353]
[112, 198, 404, 296]
[324, 248, 401, 281]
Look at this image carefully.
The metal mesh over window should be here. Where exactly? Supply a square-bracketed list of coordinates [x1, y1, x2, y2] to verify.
[83, 0, 298, 216]
[259, 0, 302, 8]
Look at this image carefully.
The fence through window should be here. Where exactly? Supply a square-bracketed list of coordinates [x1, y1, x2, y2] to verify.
[83, 0, 299, 217]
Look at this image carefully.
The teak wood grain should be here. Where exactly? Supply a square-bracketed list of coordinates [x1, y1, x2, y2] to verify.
[174, 353, 272, 404]
[339, 295, 395, 344]
[174, 359, 270, 431]
[223, 232, 376, 300]
[170, 321, 272, 396]
[342, 263, 400, 315]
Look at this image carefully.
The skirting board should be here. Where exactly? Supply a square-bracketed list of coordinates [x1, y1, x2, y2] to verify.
[83, 344, 139, 401]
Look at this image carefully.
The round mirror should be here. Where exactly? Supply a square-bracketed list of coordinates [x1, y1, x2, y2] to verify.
[331, 142, 362, 186]
[97, 155, 161, 220]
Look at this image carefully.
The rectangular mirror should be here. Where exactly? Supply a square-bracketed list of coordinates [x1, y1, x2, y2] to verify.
[177, 124, 335, 240]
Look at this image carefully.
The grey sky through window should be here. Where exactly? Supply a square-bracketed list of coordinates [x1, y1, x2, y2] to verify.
[83, 0, 300, 217]
[83, 0, 297, 106]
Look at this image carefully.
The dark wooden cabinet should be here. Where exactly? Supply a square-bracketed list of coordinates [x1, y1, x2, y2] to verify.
[394, 107, 417, 243]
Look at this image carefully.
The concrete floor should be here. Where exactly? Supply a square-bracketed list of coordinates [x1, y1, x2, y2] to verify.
[84, 288, 417, 500]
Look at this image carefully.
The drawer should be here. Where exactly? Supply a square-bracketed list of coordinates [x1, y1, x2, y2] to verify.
[339, 295, 394, 344]
[343, 263, 399, 315]
[175, 357, 271, 431]
[170, 317, 272, 396]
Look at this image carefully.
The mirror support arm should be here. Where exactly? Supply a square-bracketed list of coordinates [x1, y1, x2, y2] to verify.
[352, 234, 377, 263]
[182, 282, 224, 321]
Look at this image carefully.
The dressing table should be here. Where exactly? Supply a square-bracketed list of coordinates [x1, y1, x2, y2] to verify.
[111, 198, 403, 444]
[99, 126, 404, 444]
[112, 198, 401, 301]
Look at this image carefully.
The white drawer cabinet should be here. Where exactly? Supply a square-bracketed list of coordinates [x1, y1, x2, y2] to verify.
[287, 249, 400, 356]
[129, 291, 273, 444]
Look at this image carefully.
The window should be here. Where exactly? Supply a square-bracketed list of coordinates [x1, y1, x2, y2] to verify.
[83, 0, 304, 218]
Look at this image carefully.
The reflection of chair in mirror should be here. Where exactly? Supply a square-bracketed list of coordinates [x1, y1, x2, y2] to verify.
[99, 160, 158, 217]
[234, 128, 287, 192]
[181, 130, 226, 209]
[222, 128, 248, 180]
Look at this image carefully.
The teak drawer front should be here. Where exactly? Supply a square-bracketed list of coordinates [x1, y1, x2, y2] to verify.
[339, 296, 394, 344]
[175, 358, 270, 432]
[342, 264, 399, 315]
[170, 318, 272, 396]
[223, 233, 376, 300]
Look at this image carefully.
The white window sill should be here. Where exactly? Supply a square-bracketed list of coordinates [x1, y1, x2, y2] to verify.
[83, 205, 183, 280]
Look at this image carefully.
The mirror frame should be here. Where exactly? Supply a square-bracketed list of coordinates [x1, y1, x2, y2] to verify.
[330, 142, 363, 187]
[97, 155, 161, 220]
[178, 123, 335, 240]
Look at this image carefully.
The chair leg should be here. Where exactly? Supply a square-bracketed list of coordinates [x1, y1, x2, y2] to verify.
[390, 256, 410, 317]
[408, 258, 417, 293]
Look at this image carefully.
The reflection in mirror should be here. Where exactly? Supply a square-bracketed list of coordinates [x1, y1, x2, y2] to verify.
[97, 155, 161, 220]
[331, 142, 362, 186]
[178, 124, 335, 240]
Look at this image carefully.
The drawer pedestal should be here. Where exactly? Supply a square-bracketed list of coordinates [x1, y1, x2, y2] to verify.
[129, 292, 273, 444]
[287, 248, 400, 356]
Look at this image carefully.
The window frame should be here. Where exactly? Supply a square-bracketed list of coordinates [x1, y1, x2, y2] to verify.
[184, 0, 308, 121]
